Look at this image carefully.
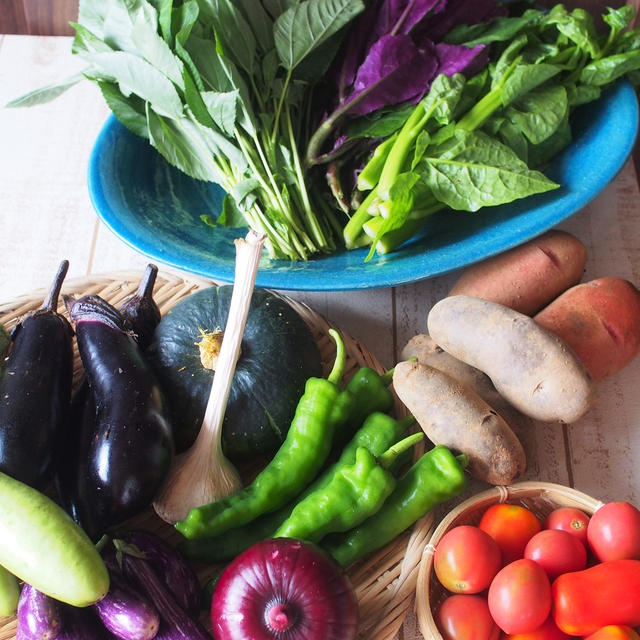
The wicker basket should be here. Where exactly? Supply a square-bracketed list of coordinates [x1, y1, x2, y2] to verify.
[415, 481, 604, 640]
[0, 269, 430, 640]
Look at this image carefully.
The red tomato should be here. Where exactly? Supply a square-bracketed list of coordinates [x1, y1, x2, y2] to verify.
[479, 504, 541, 564]
[552, 559, 640, 635]
[587, 502, 640, 561]
[543, 507, 590, 546]
[487, 558, 551, 635]
[524, 529, 587, 580]
[435, 594, 500, 640]
[583, 626, 640, 640]
[434, 525, 502, 593]
[502, 615, 572, 640]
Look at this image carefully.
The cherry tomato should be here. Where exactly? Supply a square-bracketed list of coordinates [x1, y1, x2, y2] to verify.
[434, 525, 501, 593]
[479, 504, 541, 564]
[502, 615, 572, 640]
[543, 507, 590, 546]
[435, 594, 500, 640]
[583, 626, 640, 640]
[524, 529, 587, 580]
[487, 558, 551, 635]
[587, 502, 640, 561]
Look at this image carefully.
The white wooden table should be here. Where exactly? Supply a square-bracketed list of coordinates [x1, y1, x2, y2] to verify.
[1, 34, 640, 639]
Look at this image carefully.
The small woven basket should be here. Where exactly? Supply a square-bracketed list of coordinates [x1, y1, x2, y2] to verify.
[0, 269, 429, 640]
[415, 481, 604, 640]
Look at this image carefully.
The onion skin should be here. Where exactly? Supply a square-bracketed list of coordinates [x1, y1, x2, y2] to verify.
[211, 538, 358, 640]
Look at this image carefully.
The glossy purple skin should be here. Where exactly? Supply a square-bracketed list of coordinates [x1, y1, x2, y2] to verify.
[121, 551, 210, 639]
[93, 569, 160, 640]
[120, 531, 201, 615]
[57, 606, 116, 639]
[16, 583, 63, 640]
[211, 538, 358, 640]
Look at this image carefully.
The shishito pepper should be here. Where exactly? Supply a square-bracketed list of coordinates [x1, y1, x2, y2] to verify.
[175, 329, 352, 540]
[180, 411, 415, 562]
[274, 432, 424, 543]
[323, 445, 468, 567]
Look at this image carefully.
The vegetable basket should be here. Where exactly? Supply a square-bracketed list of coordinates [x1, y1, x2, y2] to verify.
[415, 481, 604, 640]
[0, 269, 432, 640]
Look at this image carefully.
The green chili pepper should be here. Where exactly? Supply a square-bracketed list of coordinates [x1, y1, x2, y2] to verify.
[179, 411, 416, 562]
[323, 445, 468, 567]
[274, 432, 424, 543]
[333, 366, 396, 446]
[175, 329, 349, 541]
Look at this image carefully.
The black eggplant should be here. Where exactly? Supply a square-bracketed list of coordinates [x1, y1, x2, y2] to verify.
[63, 294, 173, 540]
[119, 264, 161, 351]
[55, 266, 162, 526]
[0, 260, 73, 488]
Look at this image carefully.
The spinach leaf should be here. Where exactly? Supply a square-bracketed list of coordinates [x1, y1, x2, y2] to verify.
[97, 80, 149, 138]
[421, 130, 558, 211]
[274, 0, 364, 71]
[580, 50, 640, 86]
[500, 63, 562, 105]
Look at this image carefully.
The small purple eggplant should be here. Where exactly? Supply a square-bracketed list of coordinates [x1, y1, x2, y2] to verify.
[57, 605, 116, 639]
[118, 531, 201, 615]
[16, 583, 63, 640]
[120, 551, 210, 639]
[93, 569, 160, 640]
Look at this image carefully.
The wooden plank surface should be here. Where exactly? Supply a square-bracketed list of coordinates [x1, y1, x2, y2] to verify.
[1, 33, 640, 639]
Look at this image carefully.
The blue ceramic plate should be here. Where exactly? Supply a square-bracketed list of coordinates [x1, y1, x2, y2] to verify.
[88, 81, 638, 291]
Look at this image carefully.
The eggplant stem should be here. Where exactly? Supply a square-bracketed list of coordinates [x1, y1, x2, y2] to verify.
[153, 231, 267, 524]
[42, 260, 69, 312]
[136, 263, 158, 300]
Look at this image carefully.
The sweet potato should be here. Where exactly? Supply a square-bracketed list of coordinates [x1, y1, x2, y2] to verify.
[534, 277, 640, 381]
[427, 295, 594, 423]
[401, 334, 534, 435]
[448, 230, 587, 315]
[393, 360, 526, 485]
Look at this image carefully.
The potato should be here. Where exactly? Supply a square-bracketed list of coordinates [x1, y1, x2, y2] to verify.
[401, 334, 534, 435]
[427, 295, 593, 423]
[393, 360, 526, 485]
[448, 230, 587, 315]
[534, 277, 640, 381]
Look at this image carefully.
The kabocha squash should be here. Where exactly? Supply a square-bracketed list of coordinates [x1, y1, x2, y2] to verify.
[146, 286, 322, 460]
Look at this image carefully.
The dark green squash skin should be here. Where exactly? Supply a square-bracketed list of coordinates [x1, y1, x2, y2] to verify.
[145, 286, 322, 460]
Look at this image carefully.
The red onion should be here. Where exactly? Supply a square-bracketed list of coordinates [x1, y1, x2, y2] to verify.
[211, 538, 358, 640]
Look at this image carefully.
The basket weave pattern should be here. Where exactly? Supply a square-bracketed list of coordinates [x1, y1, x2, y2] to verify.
[415, 481, 604, 640]
[0, 271, 428, 640]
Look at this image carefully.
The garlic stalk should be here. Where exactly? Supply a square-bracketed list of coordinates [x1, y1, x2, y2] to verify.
[153, 230, 267, 523]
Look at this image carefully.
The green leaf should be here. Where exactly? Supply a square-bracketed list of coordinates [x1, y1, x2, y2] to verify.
[345, 104, 415, 139]
[157, 0, 173, 43]
[544, 5, 600, 59]
[147, 107, 246, 182]
[446, 9, 543, 47]
[603, 5, 635, 33]
[421, 73, 467, 126]
[263, 0, 297, 19]
[4, 74, 84, 107]
[182, 67, 216, 128]
[231, 177, 260, 207]
[234, 0, 274, 53]
[500, 63, 562, 106]
[422, 130, 558, 211]
[201, 90, 239, 135]
[505, 84, 568, 145]
[84, 50, 184, 118]
[174, 0, 200, 46]
[526, 115, 572, 169]
[209, 0, 257, 76]
[131, 10, 184, 88]
[274, 0, 364, 71]
[97, 80, 149, 137]
[566, 83, 601, 107]
[580, 50, 640, 86]
[71, 22, 114, 54]
[218, 194, 249, 227]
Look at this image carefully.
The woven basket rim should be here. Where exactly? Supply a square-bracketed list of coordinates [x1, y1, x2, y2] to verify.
[415, 481, 604, 640]
[0, 270, 428, 640]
